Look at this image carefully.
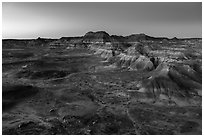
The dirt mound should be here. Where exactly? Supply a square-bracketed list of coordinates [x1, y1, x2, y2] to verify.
[93, 47, 154, 71]
[94, 49, 154, 71]
[92, 42, 154, 71]
[173, 64, 202, 84]
[2, 85, 39, 111]
[126, 42, 150, 56]
[168, 66, 201, 93]
[94, 49, 113, 59]
[114, 54, 133, 68]
[116, 54, 134, 67]
[141, 63, 202, 106]
[129, 55, 154, 71]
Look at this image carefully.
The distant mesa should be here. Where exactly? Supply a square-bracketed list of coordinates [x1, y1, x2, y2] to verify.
[126, 33, 149, 42]
[83, 31, 111, 43]
[171, 37, 178, 41]
[3, 31, 201, 44]
[81, 31, 174, 45]
[2, 30, 202, 49]
[81, 31, 175, 44]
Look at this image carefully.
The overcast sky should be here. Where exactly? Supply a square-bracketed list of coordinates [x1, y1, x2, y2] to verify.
[2, 2, 202, 39]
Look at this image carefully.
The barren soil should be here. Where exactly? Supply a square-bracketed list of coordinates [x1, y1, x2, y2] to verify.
[2, 46, 202, 135]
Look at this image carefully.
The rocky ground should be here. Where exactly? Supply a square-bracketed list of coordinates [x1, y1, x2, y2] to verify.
[2, 33, 202, 135]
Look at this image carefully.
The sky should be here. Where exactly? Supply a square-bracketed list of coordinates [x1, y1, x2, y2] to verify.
[2, 2, 202, 39]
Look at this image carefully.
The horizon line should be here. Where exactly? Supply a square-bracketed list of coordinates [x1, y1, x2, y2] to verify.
[2, 31, 202, 40]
